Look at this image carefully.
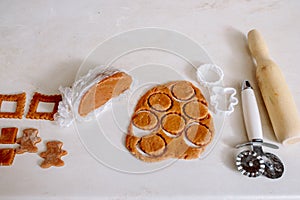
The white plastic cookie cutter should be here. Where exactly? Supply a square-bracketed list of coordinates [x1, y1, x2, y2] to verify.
[197, 64, 238, 116]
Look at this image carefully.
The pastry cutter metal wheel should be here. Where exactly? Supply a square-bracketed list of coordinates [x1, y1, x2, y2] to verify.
[235, 80, 284, 179]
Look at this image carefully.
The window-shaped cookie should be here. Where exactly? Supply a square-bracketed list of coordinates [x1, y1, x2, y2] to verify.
[0, 93, 26, 119]
[26, 92, 62, 121]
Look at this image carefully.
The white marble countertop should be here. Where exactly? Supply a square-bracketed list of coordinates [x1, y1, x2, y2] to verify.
[1, 0, 300, 199]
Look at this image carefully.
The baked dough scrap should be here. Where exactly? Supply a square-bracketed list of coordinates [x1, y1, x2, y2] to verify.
[0, 127, 18, 144]
[0, 148, 16, 166]
[16, 128, 41, 154]
[0, 92, 26, 119]
[126, 81, 214, 162]
[26, 92, 62, 121]
[39, 140, 67, 168]
[78, 71, 132, 117]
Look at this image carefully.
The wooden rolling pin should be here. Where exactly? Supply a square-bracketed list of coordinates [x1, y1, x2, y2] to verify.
[248, 29, 300, 145]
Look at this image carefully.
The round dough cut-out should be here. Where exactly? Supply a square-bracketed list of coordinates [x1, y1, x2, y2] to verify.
[171, 81, 195, 101]
[139, 134, 166, 156]
[161, 113, 185, 135]
[148, 93, 172, 112]
[183, 100, 208, 120]
[185, 123, 211, 146]
[132, 110, 158, 130]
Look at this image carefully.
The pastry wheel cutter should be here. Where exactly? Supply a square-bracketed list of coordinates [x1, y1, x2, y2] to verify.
[235, 80, 284, 179]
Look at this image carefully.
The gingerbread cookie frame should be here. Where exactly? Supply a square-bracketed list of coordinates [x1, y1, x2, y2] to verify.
[26, 92, 62, 121]
[0, 92, 26, 119]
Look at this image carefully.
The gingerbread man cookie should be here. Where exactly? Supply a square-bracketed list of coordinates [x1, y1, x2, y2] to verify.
[16, 128, 41, 154]
[40, 140, 67, 168]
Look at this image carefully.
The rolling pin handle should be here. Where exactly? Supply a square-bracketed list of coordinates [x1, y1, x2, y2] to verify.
[248, 29, 270, 62]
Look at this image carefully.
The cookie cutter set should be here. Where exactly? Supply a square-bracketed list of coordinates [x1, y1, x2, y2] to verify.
[196, 63, 238, 116]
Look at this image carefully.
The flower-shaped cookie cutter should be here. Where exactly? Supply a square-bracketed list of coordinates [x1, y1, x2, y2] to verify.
[197, 64, 238, 116]
[197, 63, 224, 87]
